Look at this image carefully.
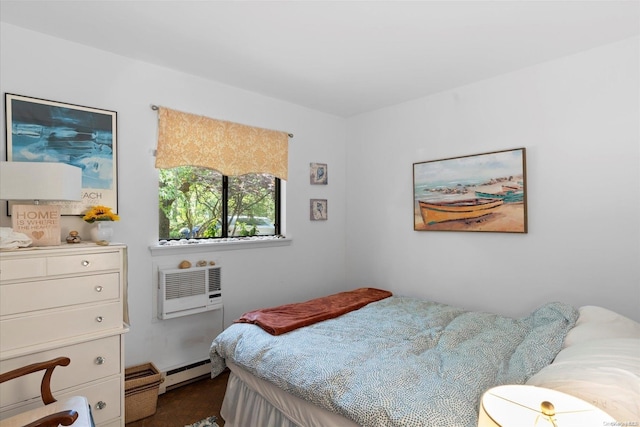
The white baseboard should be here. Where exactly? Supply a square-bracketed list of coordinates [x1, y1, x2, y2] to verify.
[158, 359, 211, 394]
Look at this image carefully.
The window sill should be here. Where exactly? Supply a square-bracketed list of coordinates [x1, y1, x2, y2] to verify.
[149, 236, 292, 256]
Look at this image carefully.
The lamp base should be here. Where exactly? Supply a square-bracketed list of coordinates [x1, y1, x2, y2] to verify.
[11, 204, 62, 246]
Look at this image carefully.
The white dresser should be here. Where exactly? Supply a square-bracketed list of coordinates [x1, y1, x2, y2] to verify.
[0, 243, 129, 427]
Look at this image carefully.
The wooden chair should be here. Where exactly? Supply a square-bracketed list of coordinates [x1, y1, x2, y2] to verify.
[0, 357, 94, 427]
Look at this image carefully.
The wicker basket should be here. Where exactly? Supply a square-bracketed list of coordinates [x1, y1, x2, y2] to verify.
[124, 362, 162, 423]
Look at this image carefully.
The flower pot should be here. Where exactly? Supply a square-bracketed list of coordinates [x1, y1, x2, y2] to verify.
[90, 221, 114, 242]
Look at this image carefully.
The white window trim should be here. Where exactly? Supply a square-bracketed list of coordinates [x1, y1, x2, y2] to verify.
[149, 236, 292, 256]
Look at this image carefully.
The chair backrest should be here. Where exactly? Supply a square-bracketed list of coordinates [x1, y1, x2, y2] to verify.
[0, 357, 80, 427]
[0, 356, 70, 404]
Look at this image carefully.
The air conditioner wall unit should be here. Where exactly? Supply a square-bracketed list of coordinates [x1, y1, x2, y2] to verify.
[158, 265, 222, 319]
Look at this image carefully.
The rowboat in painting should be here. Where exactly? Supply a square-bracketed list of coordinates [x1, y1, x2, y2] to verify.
[502, 184, 522, 192]
[475, 190, 524, 204]
[419, 198, 504, 225]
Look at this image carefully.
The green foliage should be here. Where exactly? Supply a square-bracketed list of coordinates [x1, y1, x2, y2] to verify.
[158, 166, 276, 240]
[236, 222, 258, 236]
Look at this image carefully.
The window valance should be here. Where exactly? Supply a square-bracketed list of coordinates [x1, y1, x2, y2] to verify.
[155, 107, 289, 180]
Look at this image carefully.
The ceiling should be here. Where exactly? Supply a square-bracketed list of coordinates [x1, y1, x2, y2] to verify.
[1, 1, 638, 117]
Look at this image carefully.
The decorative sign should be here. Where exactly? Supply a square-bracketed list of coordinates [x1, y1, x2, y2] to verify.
[11, 204, 61, 246]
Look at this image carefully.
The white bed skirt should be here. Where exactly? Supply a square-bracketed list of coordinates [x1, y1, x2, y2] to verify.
[221, 372, 299, 427]
[221, 362, 359, 427]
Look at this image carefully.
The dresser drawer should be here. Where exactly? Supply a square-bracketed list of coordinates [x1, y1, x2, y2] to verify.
[83, 377, 123, 426]
[0, 376, 122, 426]
[1, 273, 120, 316]
[47, 251, 121, 276]
[0, 257, 47, 281]
[0, 335, 122, 409]
[0, 302, 122, 352]
[99, 419, 123, 427]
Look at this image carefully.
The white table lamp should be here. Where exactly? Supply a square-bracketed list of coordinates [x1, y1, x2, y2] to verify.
[0, 161, 82, 246]
[478, 385, 617, 427]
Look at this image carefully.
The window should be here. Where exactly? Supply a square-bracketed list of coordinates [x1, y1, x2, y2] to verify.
[159, 167, 280, 240]
[153, 107, 289, 242]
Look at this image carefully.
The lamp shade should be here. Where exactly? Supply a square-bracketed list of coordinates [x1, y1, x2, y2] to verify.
[0, 161, 82, 201]
[478, 385, 616, 427]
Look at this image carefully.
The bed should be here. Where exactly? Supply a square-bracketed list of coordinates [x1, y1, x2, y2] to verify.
[209, 288, 640, 427]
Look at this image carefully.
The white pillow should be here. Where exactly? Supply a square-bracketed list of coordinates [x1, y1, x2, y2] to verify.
[563, 306, 640, 348]
[527, 338, 640, 423]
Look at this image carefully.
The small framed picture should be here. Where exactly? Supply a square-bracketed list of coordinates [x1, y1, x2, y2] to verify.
[310, 199, 328, 221]
[310, 162, 328, 185]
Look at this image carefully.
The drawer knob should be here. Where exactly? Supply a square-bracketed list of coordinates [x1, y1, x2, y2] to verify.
[96, 316, 104, 323]
[95, 285, 103, 292]
[82, 260, 90, 267]
[95, 401, 107, 410]
[95, 356, 106, 365]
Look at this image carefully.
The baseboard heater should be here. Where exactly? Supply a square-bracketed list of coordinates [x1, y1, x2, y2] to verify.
[159, 359, 212, 394]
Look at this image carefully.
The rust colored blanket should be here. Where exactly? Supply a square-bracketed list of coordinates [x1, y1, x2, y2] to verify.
[236, 287, 393, 335]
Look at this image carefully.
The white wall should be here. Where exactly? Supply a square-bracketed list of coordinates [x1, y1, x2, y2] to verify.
[2, 22, 638, 375]
[0, 23, 349, 370]
[346, 37, 640, 321]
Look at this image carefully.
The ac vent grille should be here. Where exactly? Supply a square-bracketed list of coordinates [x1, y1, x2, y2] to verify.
[165, 270, 206, 300]
[158, 265, 222, 319]
[208, 268, 221, 293]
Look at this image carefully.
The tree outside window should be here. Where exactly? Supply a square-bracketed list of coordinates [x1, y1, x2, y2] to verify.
[159, 166, 279, 240]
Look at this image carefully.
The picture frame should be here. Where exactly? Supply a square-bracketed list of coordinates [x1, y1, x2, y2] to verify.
[413, 148, 527, 233]
[310, 162, 328, 185]
[310, 199, 328, 221]
[5, 93, 118, 215]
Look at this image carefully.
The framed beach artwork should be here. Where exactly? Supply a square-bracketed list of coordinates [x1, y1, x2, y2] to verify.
[310, 162, 328, 185]
[413, 148, 527, 233]
[310, 199, 328, 221]
[5, 93, 118, 215]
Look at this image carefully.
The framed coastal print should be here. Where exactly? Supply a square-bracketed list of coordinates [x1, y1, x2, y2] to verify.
[310, 199, 328, 221]
[5, 93, 118, 215]
[310, 162, 328, 185]
[413, 148, 527, 233]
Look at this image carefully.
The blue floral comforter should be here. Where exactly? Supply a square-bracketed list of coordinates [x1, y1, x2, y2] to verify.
[210, 296, 578, 427]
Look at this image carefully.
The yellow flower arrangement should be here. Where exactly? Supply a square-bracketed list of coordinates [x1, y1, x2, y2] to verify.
[83, 205, 120, 223]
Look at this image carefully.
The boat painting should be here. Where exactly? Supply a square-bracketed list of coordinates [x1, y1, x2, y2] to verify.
[413, 148, 527, 233]
[419, 198, 504, 225]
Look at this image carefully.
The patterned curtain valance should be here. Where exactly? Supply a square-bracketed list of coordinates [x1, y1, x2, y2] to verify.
[155, 107, 289, 180]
